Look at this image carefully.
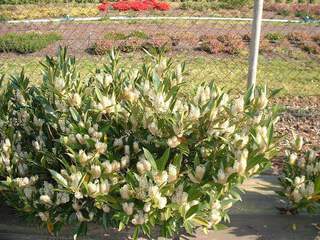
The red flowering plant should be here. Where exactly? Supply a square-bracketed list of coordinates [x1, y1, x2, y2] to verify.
[98, 2, 110, 12]
[110, 0, 170, 12]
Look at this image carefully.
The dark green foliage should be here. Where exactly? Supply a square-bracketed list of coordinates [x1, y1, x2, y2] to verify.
[0, 32, 62, 54]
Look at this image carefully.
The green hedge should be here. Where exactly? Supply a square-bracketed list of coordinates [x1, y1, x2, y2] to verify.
[0, 32, 62, 54]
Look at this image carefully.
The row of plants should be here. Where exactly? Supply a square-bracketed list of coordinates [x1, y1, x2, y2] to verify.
[0, 0, 251, 9]
[0, 4, 100, 20]
[0, 47, 278, 238]
[98, 0, 170, 12]
[91, 31, 320, 56]
[264, 3, 320, 18]
[0, 31, 319, 56]
[0, 32, 62, 54]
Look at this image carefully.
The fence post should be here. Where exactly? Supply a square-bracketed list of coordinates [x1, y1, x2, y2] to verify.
[248, 0, 264, 89]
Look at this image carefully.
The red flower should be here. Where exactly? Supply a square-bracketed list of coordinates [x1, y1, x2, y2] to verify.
[130, 1, 150, 11]
[110, 0, 170, 12]
[155, 2, 170, 11]
[112, 1, 131, 11]
[98, 2, 109, 12]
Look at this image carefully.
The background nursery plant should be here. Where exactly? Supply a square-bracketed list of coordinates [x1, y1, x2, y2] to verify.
[278, 135, 320, 213]
[0, 48, 279, 239]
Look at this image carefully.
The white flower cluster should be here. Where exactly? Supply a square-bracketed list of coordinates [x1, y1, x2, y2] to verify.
[0, 49, 278, 238]
[279, 134, 320, 211]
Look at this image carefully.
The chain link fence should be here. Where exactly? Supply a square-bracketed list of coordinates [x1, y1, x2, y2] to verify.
[0, 1, 319, 95]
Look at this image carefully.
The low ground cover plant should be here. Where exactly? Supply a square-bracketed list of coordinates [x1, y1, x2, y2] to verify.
[199, 33, 245, 55]
[264, 3, 320, 18]
[0, 47, 278, 238]
[278, 135, 320, 213]
[0, 32, 61, 54]
[98, 0, 170, 12]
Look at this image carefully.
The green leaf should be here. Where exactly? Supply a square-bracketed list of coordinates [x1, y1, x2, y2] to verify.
[143, 148, 158, 171]
[158, 148, 170, 171]
[49, 169, 68, 188]
[69, 107, 80, 122]
[185, 204, 199, 219]
[132, 226, 140, 240]
[315, 176, 320, 193]
[173, 154, 182, 172]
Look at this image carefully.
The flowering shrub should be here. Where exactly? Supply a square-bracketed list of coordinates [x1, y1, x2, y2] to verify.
[98, 2, 110, 12]
[0, 48, 278, 239]
[287, 32, 310, 44]
[101, 0, 170, 12]
[278, 135, 320, 213]
[199, 34, 245, 55]
[300, 41, 320, 55]
[91, 40, 117, 55]
[199, 39, 224, 54]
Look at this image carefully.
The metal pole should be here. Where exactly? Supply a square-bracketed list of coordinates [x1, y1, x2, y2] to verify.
[248, 0, 264, 88]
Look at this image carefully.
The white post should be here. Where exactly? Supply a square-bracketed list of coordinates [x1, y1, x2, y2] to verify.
[248, 0, 264, 88]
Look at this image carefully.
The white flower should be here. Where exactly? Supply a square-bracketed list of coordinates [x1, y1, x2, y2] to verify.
[137, 158, 151, 175]
[120, 184, 130, 199]
[95, 141, 107, 154]
[148, 185, 160, 200]
[38, 212, 49, 222]
[148, 121, 159, 136]
[55, 78, 65, 91]
[233, 134, 249, 149]
[90, 165, 101, 179]
[305, 182, 314, 196]
[121, 155, 130, 168]
[176, 64, 183, 83]
[256, 91, 268, 110]
[88, 182, 99, 197]
[172, 185, 188, 205]
[32, 141, 41, 151]
[122, 202, 134, 215]
[157, 196, 167, 209]
[102, 160, 113, 174]
[292, 189, 302, 203]
[234, 149, 248, 175]
[211, 200, 221, 210]
[167, 136, 181, 148]
[123, 85, 140, 103]
[256, 126, 268, 152]
[210, 209, 221, 225]
[112, 161, 121, 172]
[56, 192, 70, 205]
[40, 195, 52, 205]
[102, 204, 110, 213]
[189, 105, 201, 122]
[124, 145, 130, 156]
[289, 153, 298, 165]
[294, 176, 305, 186]
[154, 171, 168, 186]
[100, 180, 110, 194]
[217, 169, 227, 184]
[143, 202, 151, 213]
[168, 164, 178, 183]
[15, 177, 30, 188]
[133, 141, 140, 153]
[79, 150, 89, 166]
[308, 150, 317, 162]
[195, 165, 206, 181]
[69, 93, 82, 108]
[231, 96, 244, 114]
[113, 138, 124, 148]
[132, 211, 146, 225]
